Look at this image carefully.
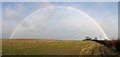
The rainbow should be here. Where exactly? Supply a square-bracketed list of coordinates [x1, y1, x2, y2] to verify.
[10, 6, 110, 40]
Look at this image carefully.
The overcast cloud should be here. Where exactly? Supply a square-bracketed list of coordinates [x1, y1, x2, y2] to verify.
[2, 2, 118, 40]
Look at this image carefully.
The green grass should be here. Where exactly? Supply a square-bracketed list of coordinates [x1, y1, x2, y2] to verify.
[2, 39, 118, 55]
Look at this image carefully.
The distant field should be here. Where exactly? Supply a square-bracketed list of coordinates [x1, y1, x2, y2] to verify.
[2, 39, 118, 55]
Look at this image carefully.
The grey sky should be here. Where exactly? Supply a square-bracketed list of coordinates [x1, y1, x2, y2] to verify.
[2, 2, 118, 40]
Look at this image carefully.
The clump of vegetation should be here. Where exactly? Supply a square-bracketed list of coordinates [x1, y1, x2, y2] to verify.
[110, 39, 120, 53]
[83, 36, 98, 41]
[82, 36, 120, 54]
[83, 36, 92, 41]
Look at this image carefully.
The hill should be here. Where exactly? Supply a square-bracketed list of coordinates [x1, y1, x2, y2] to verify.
[2, 39, 119, 55]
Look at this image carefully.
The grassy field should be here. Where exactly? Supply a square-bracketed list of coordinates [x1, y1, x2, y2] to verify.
[2, 39, 118, 55]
